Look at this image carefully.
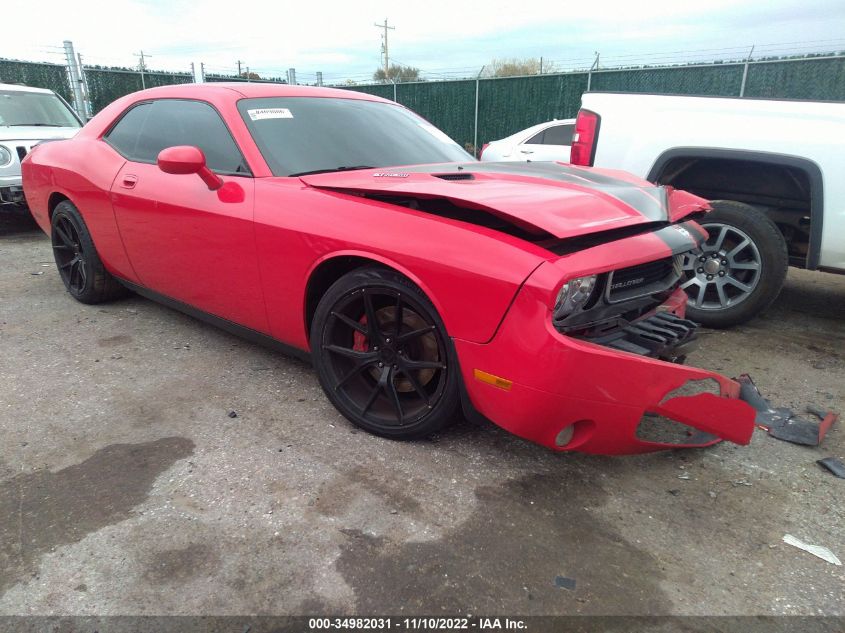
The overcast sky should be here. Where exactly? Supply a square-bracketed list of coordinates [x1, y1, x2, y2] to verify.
[5, 0, 845, 83]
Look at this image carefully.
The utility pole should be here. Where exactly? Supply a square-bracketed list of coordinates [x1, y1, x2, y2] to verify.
[246, 66, 251, 82]
[134, 50, 151, 89]
[63, 41, 86, 117]
[539, 56, 543, 74]
[374, 18, 395, 78]
[237, 60, 242, 76]
[316, 71, 323, 87]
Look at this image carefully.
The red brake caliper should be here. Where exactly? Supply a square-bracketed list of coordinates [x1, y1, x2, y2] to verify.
[353, 315, 369, 352]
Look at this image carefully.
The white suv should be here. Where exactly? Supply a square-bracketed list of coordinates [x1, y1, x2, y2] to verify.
[1, 83, 82, 211]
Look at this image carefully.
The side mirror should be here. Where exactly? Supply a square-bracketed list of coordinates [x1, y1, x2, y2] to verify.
[157, 145, 223, 191]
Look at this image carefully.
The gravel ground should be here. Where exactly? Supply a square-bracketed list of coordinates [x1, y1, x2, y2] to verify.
[1, 212, 843, 616]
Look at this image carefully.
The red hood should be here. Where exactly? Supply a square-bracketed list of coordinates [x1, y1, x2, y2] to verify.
[299, 162, 709, 240]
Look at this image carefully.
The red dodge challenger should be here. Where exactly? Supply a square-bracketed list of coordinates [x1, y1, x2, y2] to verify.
[21, 83, 758, 454]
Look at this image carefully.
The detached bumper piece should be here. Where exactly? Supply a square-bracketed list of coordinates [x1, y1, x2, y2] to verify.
[738, 374, 838, 446]
[589, 311, 699, 360]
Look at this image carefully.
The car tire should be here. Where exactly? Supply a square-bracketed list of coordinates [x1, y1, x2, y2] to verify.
[681, 200, 788, 328]
[311, 266, 460, 440]
[51, 200, 127, 304]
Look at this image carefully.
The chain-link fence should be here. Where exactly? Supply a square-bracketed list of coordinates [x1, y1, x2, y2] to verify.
[349, 55, 845, 152]
[0, 58, 286, 117]
[0, 59, 73, 102]
[2, 53, 844, 153]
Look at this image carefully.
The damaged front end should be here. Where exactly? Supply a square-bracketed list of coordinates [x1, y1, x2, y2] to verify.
[454, 218, 764, 455]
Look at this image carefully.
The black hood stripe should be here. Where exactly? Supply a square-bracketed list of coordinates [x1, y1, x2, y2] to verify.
[653, 221, 703, 254]
[401, 161, 670, 222]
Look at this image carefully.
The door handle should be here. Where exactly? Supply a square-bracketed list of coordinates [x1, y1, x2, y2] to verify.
[120, 174, 138, 189]
[519, 149, 534, 154]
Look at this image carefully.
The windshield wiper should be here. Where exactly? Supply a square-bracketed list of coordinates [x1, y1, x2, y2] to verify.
[289, 165, 375, 177]
[9, 123, 66, 127]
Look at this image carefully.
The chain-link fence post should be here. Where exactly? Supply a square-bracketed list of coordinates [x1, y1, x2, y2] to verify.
[473, 66, 485, 157]
[739, 45, 755, 97]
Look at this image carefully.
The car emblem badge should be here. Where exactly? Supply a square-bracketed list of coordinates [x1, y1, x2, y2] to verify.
[373, 172, 409, 178]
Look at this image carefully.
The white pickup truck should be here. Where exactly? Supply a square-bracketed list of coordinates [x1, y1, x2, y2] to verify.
[570, 92, 844, 327]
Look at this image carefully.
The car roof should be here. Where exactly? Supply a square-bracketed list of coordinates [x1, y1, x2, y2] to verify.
[497, 118, 576, 144]
[126, 82, 392, 103]
[0, 82, 56, 94]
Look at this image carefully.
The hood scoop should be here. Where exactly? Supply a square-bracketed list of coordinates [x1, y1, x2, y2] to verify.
[433, 172, 475, 181]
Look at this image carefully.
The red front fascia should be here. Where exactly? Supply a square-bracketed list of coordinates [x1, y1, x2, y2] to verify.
[454, 227, 756, 455]
[456, 281, 756, 454]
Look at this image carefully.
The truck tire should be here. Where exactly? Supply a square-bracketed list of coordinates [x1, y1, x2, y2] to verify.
[680, 200, 788, 328]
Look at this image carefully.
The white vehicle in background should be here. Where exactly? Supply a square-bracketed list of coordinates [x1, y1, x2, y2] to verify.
[1, 83, 82, 212]
[571, 92, 845, 327]
[480, 118, 574, 162]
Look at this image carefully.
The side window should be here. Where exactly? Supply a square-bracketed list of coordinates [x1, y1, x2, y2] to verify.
[107, 99, 248, 174]
[525, 130, 545, 144]
[105, 102, 153, 158]
[543, 124, 574, 146]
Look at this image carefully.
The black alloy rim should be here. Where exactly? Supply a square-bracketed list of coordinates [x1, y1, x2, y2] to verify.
[53, 215, 87, 294]
[320, 287, 448, 430]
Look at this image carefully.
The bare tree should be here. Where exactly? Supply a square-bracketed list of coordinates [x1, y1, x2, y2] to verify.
[484, 57, 557, 77]
[373, 64, 422, 83]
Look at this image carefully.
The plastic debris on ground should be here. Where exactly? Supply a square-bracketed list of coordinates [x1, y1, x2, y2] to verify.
[737, 375, 838, 446]
[782, 534, 842, 566]
[817, 457, 845, 479]
[554, 576, 576, 590]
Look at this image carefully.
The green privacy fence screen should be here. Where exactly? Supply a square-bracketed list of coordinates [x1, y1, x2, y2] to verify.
[3, 55, 845, 151]
[347, 56, 845, 151]
[743, 57, 845, 100]
[589, 63, 744, 97]
[84, 68, 193, 114]
[0, 60, 72, 102]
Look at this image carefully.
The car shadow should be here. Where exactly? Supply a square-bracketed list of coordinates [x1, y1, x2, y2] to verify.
[0, 210, 40, 237]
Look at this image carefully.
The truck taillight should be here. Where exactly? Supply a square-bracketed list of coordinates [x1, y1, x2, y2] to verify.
[479, 143, 489, 159]
[570, 109, 600, 166]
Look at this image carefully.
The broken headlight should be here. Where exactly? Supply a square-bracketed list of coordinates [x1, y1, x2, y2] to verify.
[553, 275, 598, 320]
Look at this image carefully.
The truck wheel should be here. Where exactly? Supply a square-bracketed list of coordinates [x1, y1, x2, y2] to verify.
[680, 200, 787, 328]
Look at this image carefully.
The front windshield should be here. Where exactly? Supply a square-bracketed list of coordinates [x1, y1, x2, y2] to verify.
[238, 96, 473, 176]
[0, 90, 81, 128]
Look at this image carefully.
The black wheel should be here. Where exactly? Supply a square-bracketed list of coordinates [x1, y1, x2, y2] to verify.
[680, 200, 788, 328]
[51, 200, 127, 304]
[311, 267, 460, 439]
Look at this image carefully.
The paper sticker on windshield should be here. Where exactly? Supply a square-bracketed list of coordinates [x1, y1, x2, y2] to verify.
[418, 123, 457, 145]
[247, 108, 293, 121]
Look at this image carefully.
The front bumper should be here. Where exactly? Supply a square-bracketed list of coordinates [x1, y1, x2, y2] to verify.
[0, 173, 25, 206]
[455, 285, 756, 455]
